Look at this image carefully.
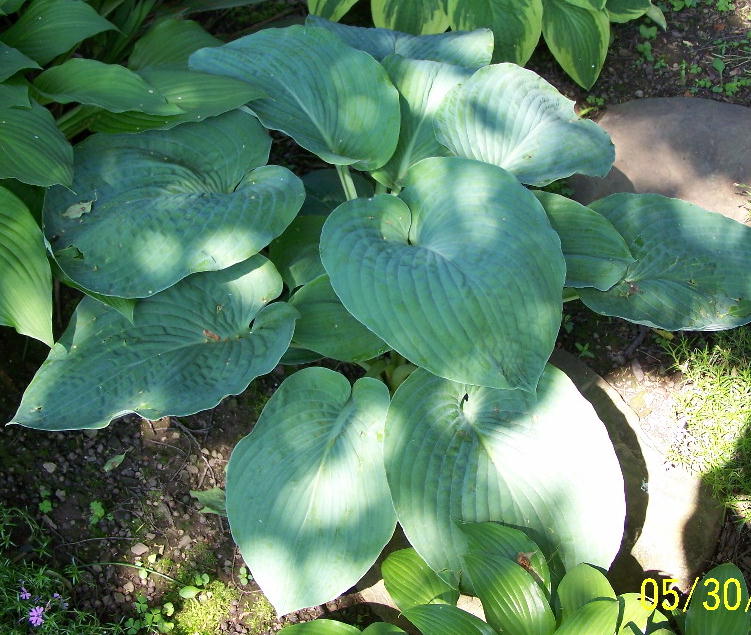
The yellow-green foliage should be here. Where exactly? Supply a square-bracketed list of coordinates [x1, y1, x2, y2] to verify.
[174, 580, 238, 634]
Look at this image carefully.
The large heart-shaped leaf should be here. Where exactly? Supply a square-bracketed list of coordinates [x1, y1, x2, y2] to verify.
[578, 193, 751, 330]
[321, 157, 565, 391]
[371, 56, 472, 189]
[434, 64, 614, 186]
[44, 110, 304, 299]
[384, 365, 625, 588]
[88, 69, 263, 133]
[306, 16, 493, 68]
[10, 256, 297, 431]
[289, 275, 389, 362]
[128, 18, 223, 69]
[2, 0, 116, 65]
[463, 553, 555, 635]
[403, 604, 497, 635]
[382, 548, 460, 611]
[226, 368, 395, 615]
[0, 100, 73, 186]
[0, 42, 40, 81]
[371, 0, 451, 35]
[34, 59, 181, 114]
[307, 0, 358, 22]
[0, 186, 52, 345]
[448, 0, 542, 64]
[532, 191, 633, 290]
[189, 25, 400, 171]
[541, 0, 610, 89]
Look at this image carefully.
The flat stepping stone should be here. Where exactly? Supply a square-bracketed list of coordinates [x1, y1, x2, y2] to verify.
[572, 97, 751, 223]
[551, 350, 724, 593]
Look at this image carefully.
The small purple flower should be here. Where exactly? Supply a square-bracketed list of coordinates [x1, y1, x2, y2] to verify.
[19, 585, 31, 600]
[28, 606, 44, 627]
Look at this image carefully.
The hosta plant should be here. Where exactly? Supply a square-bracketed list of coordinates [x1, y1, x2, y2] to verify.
[0, 0, 271, 345]
[307, 0, 667, 88]
[6, 18, 751, 620]
[278, 523, 750, 634]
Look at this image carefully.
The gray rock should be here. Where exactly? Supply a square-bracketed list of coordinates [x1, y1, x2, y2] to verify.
[573, 98, 751, 223]
[130, 542, 149, 556]
[550, 351, 724, 593]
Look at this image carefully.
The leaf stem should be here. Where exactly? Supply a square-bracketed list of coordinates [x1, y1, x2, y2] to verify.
[336, 164, 358, 201]
[562, 289, 580, 303]
[374, 181, 387, 195]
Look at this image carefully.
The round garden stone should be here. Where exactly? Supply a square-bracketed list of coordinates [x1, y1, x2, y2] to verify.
[572, 97, 751, 223]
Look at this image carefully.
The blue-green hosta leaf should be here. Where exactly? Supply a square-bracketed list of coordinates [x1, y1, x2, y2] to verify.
[606, 0, 652, 22]
[578, 194, 751, 330]
[554, 598, 620, 634]
[189, 25, 400, 171]
[460, 522, 551, 597]
[385, 365, 626, 588]
[0, 42, 40, 81]
[307, 16, 494, 68]
[2, 0, 116, 65]
[307, 0, 358, 22]
[532, 191, 633, 290]
[0, 83, 29, 108]
[448, 0, 542, 64]
[556, 563, 615, 622]
[0, 100, 73, 186]
[403, 604, 497, 635]
[10, 256, 297, 431]
[382, 548, 460, 611]
[0, 186, 52, 345]
[129, 18, 223, 69]
[50, 259, 137, 323]
[371, 56, 472, 189]
[280, 621, 360, 635]
[541, 0, 610, 89]
[227, 368, 395, 615]
[34, 59, 181, 114]
[685, 564, 751, 635]
[88, 69, 263, 133]
[321, 157, 565, 390]
[268, 216, 327, 290]
[289, 274, 389, 362]
[44, 110, 304, 299]
[463, 553, 555, 635]
[435, 64, 614, 186]
[371, 0, 450, 35]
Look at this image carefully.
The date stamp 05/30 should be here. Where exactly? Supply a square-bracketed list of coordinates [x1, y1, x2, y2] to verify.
[640, 576, 751, 612]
